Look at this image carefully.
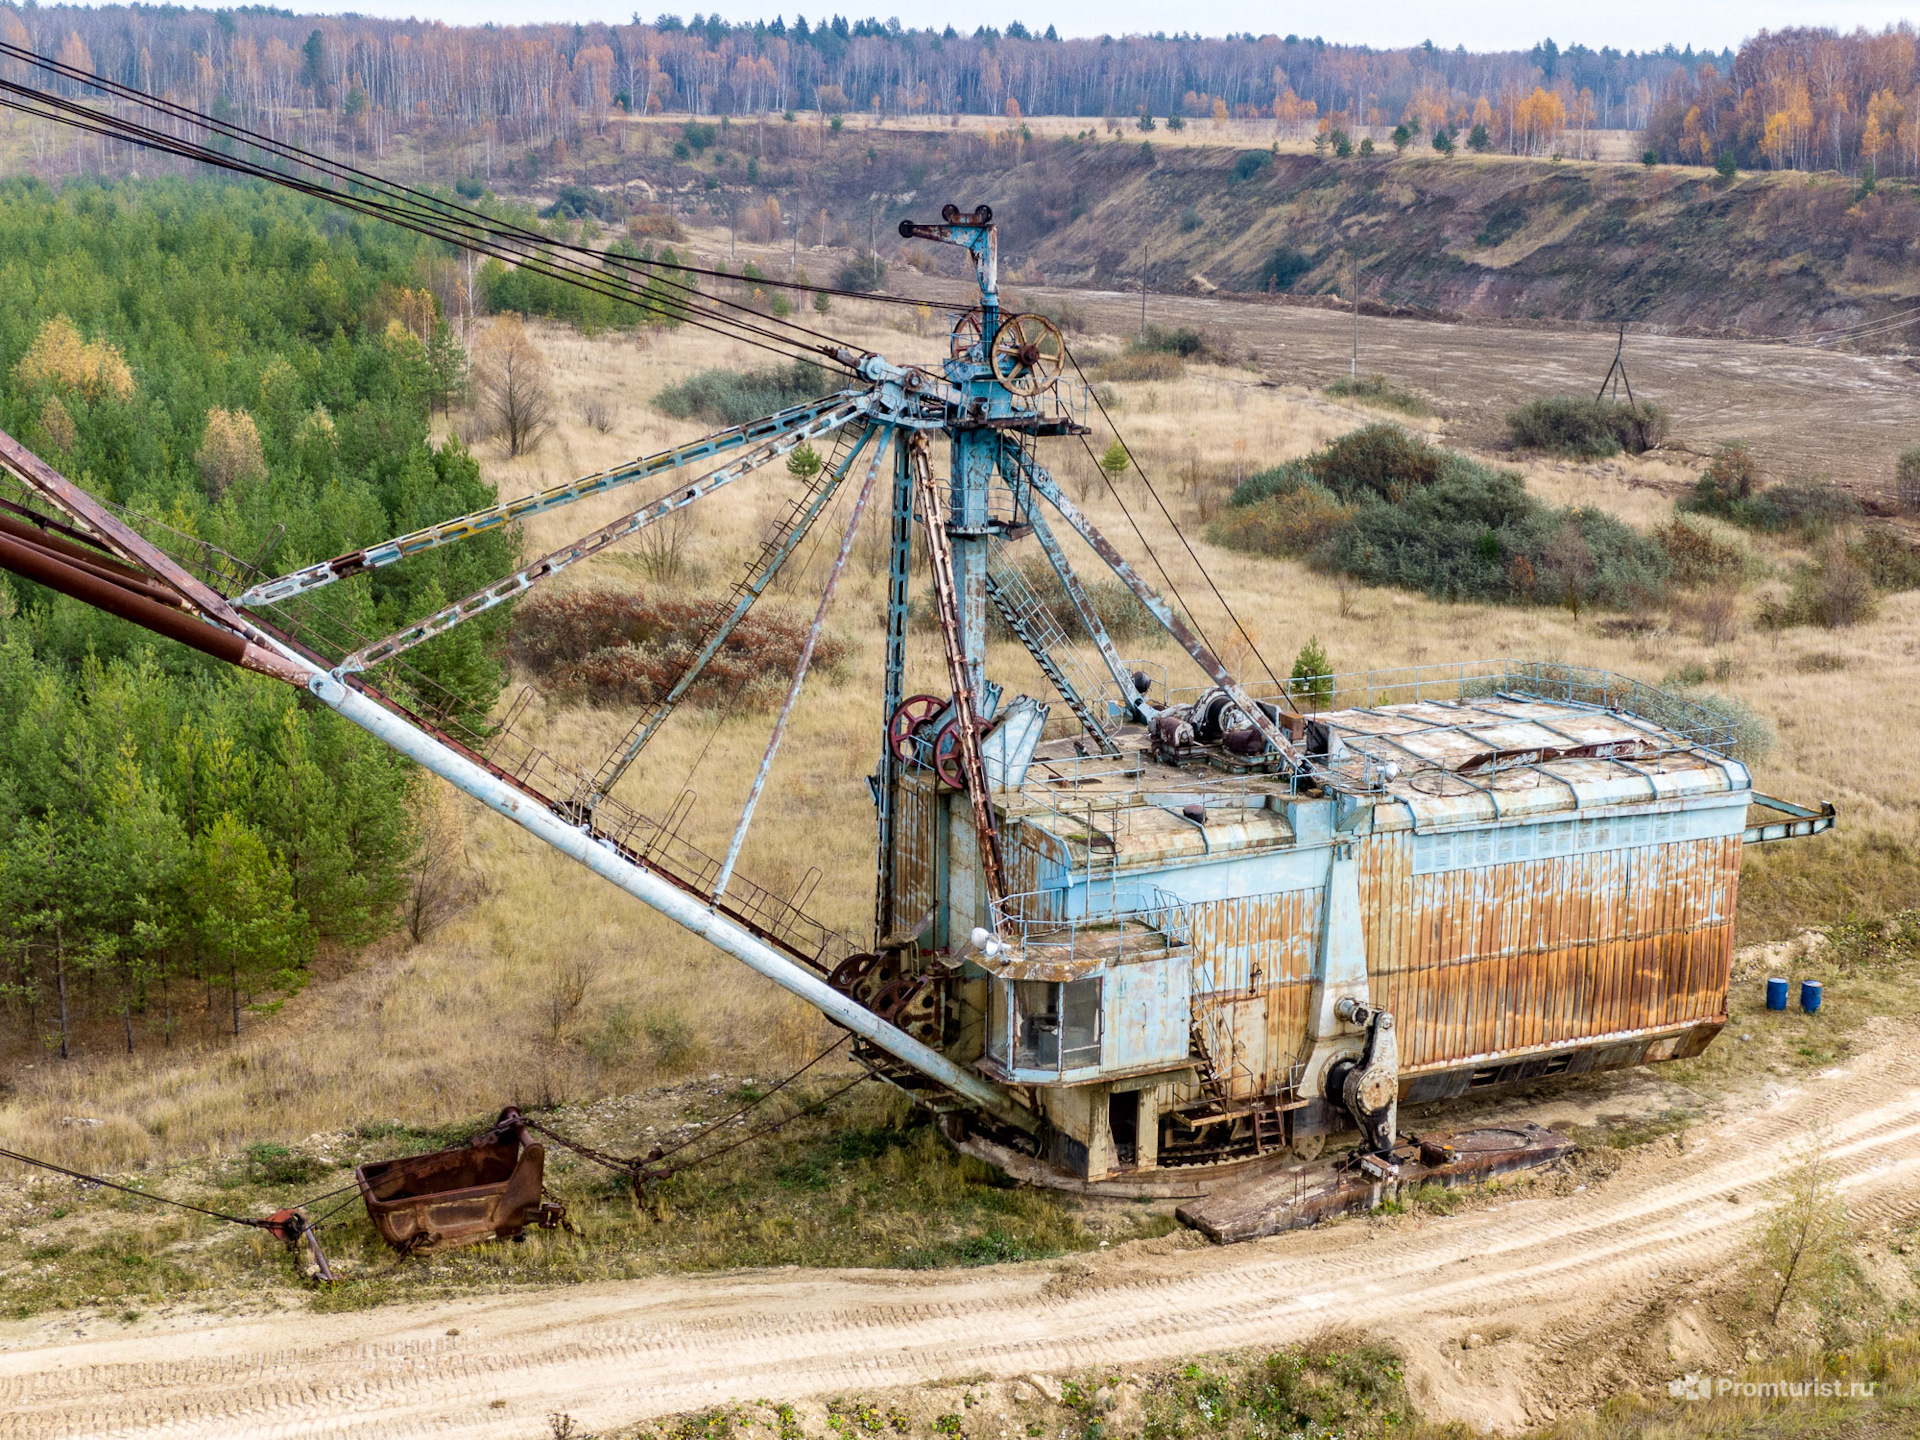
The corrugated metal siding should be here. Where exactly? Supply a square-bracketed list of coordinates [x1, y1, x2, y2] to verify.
[1359, 832, 1738, 1072]
[1189, 888, 1321, 1098]
[890, 771, 938, 935]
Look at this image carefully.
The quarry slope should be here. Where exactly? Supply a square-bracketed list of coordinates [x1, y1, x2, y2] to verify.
[592, 127, 1920, 338]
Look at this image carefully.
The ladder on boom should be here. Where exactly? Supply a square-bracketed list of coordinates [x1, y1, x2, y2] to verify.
[984, 533, 1117, 753]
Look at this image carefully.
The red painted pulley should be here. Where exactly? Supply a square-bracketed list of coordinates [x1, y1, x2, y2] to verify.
[933, 717, 993, 789]
[886, 693, 944, 763]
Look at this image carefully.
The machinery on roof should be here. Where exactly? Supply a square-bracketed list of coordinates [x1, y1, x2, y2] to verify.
[0, 47, 1837, 1200]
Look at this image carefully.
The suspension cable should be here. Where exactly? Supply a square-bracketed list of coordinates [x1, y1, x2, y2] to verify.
[1066, 345, 1284, 691]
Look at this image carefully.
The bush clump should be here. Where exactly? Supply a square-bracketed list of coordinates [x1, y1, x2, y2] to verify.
[1506, 396, 1667, 457]
[1681, 443, 1863, 539]
[1211, 424, 1670, 611]
[1655, 516, 1755, 587]
[1325, 374, 1432, 417]
[509, 588, 848, 708]
[654, 360, 838, 426]
[833, 256, 887, 292]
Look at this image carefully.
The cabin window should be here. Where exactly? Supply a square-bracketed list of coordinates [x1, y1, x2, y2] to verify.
[1014, 981, 1058, 1068]
[1006, 978, 1103, 1073]
[1060, 977, 1102, 1068]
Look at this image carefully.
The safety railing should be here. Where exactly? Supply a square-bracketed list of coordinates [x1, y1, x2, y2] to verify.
[991, 885, 1192, 969]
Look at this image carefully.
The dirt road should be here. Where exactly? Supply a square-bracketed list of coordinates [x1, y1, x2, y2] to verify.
[3, 1016, 1916, 1439]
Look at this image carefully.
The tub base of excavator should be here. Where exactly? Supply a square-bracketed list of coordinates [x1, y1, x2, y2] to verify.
[356, 1138, 547, 1255]
[1176, 1124, 1575, 1243]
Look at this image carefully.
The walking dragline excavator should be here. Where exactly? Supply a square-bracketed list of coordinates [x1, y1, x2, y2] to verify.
[0, 46, 1835, 1235]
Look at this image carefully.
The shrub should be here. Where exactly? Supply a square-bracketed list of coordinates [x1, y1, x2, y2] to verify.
[1757, 536, 1877, 630]
[834, 256, 887, 292]
[1135, 324, 1207, 357]
[1214, 427, 1670, 611]
[1896, 445, 1920, 514]
[508, 588, 848, 709]
[1850, 526, 1920, 592]
[1232, 150, 1271, 182]
[1260, 245, 1314, 291]
[1684, 463, 1863, 540]
[1506, 396, 1667, 457]
[1324, 374, 1431, 417]
[1655, 516, 1752, 587]
[654, 360, 837, 425]
[1207, 481, 1352, 555]
[1652, 687, 1775, 765]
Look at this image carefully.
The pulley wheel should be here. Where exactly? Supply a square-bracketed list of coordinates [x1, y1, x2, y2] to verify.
[887, 694, 944, 763]
[933, 717, 993, 789]
[949, 308, 984, 361]
[988, 313, 1065, 397]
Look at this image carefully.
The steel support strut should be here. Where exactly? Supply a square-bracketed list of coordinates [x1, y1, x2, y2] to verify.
[334, 403, 862, 675]
[874, 429, 916, 937]
[1020, 457, 1301, 759]
[239, 392, 867, 608]
[911, 433, 1010, 912]
[591, 423, 877, 803]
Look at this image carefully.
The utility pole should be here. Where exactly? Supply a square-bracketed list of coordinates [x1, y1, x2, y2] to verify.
[1351, 252, 1359, 380]
[790, 214, 798, 276]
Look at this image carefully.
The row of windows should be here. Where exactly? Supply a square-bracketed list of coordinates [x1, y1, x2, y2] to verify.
[1411, 805, 1736, 875]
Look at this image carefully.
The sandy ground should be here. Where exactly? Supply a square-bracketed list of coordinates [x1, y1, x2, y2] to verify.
[3, 1007, 1916, 1439]
[958, 280, 1920, 493]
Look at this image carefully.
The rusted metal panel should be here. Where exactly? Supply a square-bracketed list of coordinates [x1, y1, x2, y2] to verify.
[889, 770, 938, 938]
[1360, 834, 1737, 1074]
[1189, 888, 1320, 1098]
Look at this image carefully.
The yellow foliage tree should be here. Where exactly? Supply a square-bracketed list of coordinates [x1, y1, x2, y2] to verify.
[15, 315, 135, 404]
[195, 408, 267, 497]
[1212, 96, 1229, 128]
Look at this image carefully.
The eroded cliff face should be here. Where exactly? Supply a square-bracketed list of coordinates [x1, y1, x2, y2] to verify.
[592, 127, 1918, 339]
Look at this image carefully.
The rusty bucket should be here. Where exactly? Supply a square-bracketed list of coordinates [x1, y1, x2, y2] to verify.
[355, 1108, 554, 1255]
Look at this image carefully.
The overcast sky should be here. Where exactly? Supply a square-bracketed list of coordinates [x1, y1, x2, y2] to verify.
[308, 1, 1913, 53]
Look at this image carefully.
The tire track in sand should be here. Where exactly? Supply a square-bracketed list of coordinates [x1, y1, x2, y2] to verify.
[3, 1030, 1918, 1440]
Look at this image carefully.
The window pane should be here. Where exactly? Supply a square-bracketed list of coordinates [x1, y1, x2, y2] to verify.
[987, 979, 1010, 1064]
[1014, 980, 1059, 1069]
[1060, 977, 1101, 1069]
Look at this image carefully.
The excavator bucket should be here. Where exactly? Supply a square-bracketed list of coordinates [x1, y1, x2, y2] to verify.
[354, 1108, 558, 1255]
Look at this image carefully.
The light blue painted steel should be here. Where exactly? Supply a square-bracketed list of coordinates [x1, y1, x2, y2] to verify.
[303, 667, 1038, 1132]
[336, 401, 862, 675]
[238, 392, 866, 608]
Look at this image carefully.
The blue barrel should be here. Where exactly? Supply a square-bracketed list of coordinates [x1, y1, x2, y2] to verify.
[1800, 980, 1823, 1014]
[1766, 977, 1789, 1011]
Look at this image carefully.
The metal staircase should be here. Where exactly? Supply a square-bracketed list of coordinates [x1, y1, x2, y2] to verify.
[983, 533, 1117, 753]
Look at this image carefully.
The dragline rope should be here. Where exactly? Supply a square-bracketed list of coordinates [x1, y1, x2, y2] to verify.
[1063, 345, 1285, 692]
[0, 84, 843, 370]
[0, 42, 966, 330]
[0, 82, 848, 366]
